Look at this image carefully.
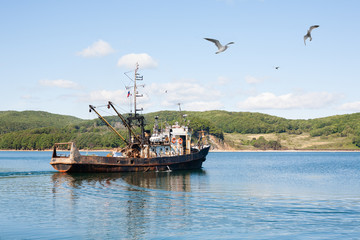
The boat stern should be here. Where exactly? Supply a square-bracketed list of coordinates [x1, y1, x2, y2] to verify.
[50, 142, 81, 172]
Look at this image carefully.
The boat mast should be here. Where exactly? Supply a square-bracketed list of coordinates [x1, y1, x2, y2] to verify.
[133, 64, 137, 117]
[126, 63, 145, 145]
[134, 63, 144, 116]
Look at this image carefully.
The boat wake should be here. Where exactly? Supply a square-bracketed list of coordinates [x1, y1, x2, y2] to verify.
[0, 171, 55, 178]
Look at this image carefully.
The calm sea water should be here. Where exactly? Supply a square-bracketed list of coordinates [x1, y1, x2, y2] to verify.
[1, 151, 360, 239]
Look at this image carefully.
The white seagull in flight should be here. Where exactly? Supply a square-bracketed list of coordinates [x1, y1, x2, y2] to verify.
[204, 38, 234, 54]
[304, 25, 319, 45]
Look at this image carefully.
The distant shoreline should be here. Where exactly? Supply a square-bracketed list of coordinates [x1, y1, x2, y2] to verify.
[1, 149, 360, 153]
[210, 149, 360, 153]
[0, 149, 108, 152]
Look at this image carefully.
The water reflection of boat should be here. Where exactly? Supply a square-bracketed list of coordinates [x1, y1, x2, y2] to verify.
[51, 172, 120, 189]
[120, 170, 206, 192]
[51, 170, 208, 239]
[52, 170, 206, 192]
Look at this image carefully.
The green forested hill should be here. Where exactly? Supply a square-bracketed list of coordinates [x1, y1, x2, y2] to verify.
[0, 111, 82, 134]
[144, 111, 360, 149]
[145, 110, 360, 137]
[1, 110, 360, 150]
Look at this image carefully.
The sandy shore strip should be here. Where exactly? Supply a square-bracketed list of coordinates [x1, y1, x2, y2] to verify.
[210, 149, 360, 152]
[1, 149, 360, 153]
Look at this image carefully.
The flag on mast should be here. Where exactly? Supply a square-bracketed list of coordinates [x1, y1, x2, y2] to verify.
[127, 91, 130, 98]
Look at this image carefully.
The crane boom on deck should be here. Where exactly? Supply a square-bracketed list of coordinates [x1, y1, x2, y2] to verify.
[89, 105, 128, 145]
[107, 101, 142, 144]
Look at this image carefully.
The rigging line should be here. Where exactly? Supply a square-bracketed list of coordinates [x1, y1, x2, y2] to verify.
[98, 101, 126, 114]
[124, 70, 134, 82]
[97, 108, 116, 117]
[119, 79, 128, 90]
[112, 104, 130, 115]
[120, 71, 132, 87]
[114, 107, 128, 115]
[124, 69, 134, 74]
[112, 101, 126, 110]
[112, 101, 132, 112]
[93, 104, 109, 108]
[120, 70, 136, 90]
[120, 77, 133, 90]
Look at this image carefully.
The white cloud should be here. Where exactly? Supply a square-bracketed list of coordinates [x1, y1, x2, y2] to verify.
[245, 75, 262, 84]
[21, 95, 34, 100]
[81, 88, 151, 113]
[81, 80, 223, 112]
[217, 76, 230, 85]
[39, 79, 80, 89]
[152, 81, 220, 101]
[338, 101, 360, 111]
[117, 53, 158, 69]
[77, 40, 115, 57]
[85, 89, 128, 103]
[147, 80, 223, 111]
[183, 101, 223, 111]
[238, 92, 339, 110]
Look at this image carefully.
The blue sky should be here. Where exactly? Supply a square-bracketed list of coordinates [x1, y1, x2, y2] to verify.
[1, 0, 360, 120]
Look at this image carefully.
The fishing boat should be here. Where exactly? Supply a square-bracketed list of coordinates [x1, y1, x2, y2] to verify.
[50, 64, 210, 173]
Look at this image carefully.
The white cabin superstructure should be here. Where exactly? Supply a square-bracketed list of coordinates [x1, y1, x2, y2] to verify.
[140, 120, 191, 158]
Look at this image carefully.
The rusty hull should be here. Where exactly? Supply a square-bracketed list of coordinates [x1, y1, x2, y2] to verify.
[50, 142, 210, 173]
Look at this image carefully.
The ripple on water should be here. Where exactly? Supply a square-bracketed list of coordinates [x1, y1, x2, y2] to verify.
[2, 152, 360, 239]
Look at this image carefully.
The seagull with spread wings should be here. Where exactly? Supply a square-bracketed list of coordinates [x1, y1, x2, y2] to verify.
[204, 38, 234, 54]
[304, 25, 319, 45]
